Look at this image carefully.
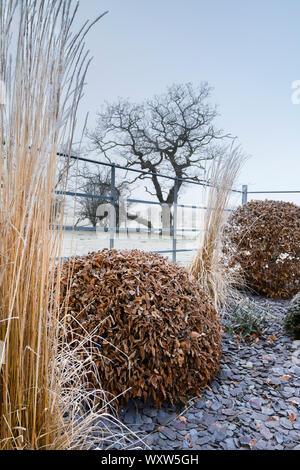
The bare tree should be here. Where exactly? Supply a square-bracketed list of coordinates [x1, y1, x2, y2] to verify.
[75, 166, 124, 227]
[55, 155, 76, 190]
[88, 83, 230, 227]
[75, 164, 152, 229]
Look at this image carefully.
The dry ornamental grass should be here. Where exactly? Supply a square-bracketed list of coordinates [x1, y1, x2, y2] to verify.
[0, 0, 118, 450]
[189, 146, 246, 309]
[59, 249, 222, 408]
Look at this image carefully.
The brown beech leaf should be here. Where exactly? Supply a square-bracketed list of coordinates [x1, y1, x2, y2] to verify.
[249, 439, 257, 450]
[178, 416, 187, 424]
[289, 413, 296, 423]
[266, 334, 276, 343]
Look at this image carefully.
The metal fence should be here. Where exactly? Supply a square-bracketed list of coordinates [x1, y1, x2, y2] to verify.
[56, 153, 300, 263]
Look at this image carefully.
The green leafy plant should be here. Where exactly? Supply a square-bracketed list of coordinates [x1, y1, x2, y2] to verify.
[284, 291, 300, 339]
[224, 298, 268, 340]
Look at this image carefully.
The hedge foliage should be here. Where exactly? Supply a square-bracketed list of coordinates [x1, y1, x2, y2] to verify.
[285, 291, 300, 339]
[59, 249, 222, 407]
[223, 200, 300, 299]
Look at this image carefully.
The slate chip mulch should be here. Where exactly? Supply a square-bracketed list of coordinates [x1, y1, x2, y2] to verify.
[93, 295, 300, 450]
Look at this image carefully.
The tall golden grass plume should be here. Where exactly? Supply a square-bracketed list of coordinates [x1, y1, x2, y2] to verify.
[0, 0, 112, 449]
[189, 145, 246, 311]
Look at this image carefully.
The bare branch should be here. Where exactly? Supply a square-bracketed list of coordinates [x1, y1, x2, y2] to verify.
[87, 83, 232, 225]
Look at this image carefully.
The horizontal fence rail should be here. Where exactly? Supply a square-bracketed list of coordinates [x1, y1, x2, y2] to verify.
[241, 186, 300, 205]
[57, 152, 243, 192]
[56, 153, 300, 263]
[247, 190, 300, 194]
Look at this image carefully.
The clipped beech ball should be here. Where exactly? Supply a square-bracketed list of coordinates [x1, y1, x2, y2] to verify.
[60, 249, 222, 406]
[223, 200, 300, 299]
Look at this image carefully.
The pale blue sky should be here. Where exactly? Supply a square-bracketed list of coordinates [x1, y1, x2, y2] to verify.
[74, 0, 300, 204]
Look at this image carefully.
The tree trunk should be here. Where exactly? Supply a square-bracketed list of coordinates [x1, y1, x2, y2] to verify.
[161, 204, 173, 235]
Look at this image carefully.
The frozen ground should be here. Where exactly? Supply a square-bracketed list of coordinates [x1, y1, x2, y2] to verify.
[92, 295, 300, 451]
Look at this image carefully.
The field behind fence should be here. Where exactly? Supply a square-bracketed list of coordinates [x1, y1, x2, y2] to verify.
[56, 153, 300, 265]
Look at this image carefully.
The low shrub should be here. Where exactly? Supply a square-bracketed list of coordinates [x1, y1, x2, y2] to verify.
[224, 298, 268, 340]
[59, 249, 222, 407]
[223, 200, 300, 299]
[284, 291, 300, 339]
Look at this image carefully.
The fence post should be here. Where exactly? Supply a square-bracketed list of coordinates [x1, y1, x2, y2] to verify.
[172, 178, 178, 263]
[242, 184, 248, 205]
[110, 164, 116, 249]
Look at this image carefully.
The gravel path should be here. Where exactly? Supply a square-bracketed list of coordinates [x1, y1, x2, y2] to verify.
[97, 295, 300, 450]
